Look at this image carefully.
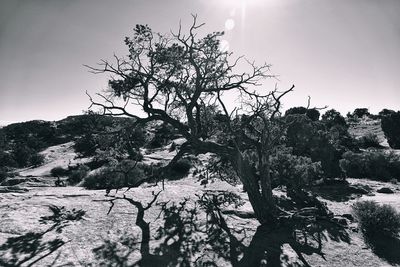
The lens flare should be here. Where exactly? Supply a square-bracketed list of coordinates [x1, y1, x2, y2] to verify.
[225, 19, 235, 30]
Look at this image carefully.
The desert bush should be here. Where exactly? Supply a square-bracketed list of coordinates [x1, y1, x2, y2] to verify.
[0, 151, 17, 168]
[85, 159, 109, 170]
[83, 160, 145, 189]
[321, 109, 348, 129]
[357, 133, 382, 149]
[340, 151, 400, 181]
[50, 166, 69, 177]
[68, 165, 90, 185]
[285, 107, 320, 121]
[306, 109, 320, 121]
[148, 123, 175, 148]
[285, 114, 344, 177]
[0, 168, 7, 183]
[352, 201, 400, 236]
[270, 147, 323, 188]
[12, 144, 33, 167]
[353, 108, 370, 118]
[139, 162, 162, 176]
[378, 109, 396, 118]
[127, 149, 144, 161]
[167, 159, 192, 180]
[381, 111, 400, 149]
[74, 134, 97, 156]
[285, 107, 307, 116]
[29, 153, 45, 167]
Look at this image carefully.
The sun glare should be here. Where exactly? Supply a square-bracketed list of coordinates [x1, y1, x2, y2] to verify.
[225, 19, 235, 30]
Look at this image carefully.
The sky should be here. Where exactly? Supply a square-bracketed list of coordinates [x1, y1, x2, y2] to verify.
[0, 0, 399, 125]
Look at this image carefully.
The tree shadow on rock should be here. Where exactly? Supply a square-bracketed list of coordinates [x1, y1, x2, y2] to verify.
[94, 190, 350, 267]
[238, 212, 350, 267]
[0, 205, 85, 267]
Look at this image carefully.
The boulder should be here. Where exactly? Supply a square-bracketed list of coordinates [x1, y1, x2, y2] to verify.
[377, 187, 394, 194]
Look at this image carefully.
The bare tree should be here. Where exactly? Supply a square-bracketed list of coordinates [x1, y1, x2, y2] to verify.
[86, 15, 294, 224]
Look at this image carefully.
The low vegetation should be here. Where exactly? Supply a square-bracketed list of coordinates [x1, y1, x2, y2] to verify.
[83, 160, 145, 190]
[357, 133, 382, 149]
[381, 111, 400, 149]
[353, 200, 400, 237]
[340, 151, 400, 181]
[68, 165, 90, 185]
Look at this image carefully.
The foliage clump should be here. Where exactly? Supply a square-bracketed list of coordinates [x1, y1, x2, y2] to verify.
[167, 159, 192, 180]
[285, 106, 320, 121]
[352, 108, 370, 119]
[83, 160, 145, 189]
[353, 201, 400, 236]
[357, 133, 382, 149]
[68, 165, 90, 185]
[340, 151, 400, 181]
[148, 123, 176, 148]
[321, 109, 348, 129]
[50, 166, 69, 177]
[284, 114, 351, 178]
[381, 111, 400, 149]
[270, 147, 323, 189]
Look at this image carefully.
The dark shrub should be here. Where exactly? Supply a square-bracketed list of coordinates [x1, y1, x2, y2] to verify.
[127, 149, 143, 161]
[353, 201, 400, 236]
[50, 166, 69, 177]
[340, 151, 400, 181]
[83, 169, 109, 189]
[353, 108, 370, 118]
[29, 153, 45, 167]
[148, 123, 175, 148]
[306, 109, 320, 121]
[381, 111, 400, 149]
[270, 147, 323, 189]
[378, 109, 396, 118]
[139, 162, 162, 176]
[68, 165, 90, 185]
[12, 144, 33, 167]
[74, 134, 97, 156]
[321, 109, 347, 129]
[0, 151, 17, 168]
[285, 106, 307, 116]
[285, 114, 343, 177]
[0, 168, 7, 183]
[285, 107, 320, 121]
[85, 159, 109, 170]
[83, 160, 145, 189]
[357, 133, 382, 149]
[166, 159, 192, 180]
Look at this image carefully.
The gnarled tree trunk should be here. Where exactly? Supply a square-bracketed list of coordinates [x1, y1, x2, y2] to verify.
[231, 150, 276, 225]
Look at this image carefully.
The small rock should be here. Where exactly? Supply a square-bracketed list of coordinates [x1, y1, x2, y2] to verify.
[377, 187, 394, 194]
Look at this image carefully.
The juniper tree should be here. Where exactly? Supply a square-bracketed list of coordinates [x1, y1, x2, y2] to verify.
[86, 15, 294, 224]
